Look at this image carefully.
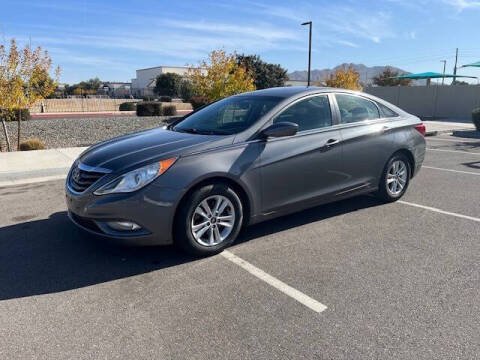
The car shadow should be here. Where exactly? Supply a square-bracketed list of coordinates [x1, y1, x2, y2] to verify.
[238, 195, 382, 243]
[0, 195, 383, 300]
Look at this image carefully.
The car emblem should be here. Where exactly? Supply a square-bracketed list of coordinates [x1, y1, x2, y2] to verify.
[72, 167, 80, 182]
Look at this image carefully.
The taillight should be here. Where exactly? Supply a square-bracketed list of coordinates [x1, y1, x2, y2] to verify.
[414, 123, 426, 136]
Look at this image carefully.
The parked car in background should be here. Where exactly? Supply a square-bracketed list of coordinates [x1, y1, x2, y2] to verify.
[66, 87, 426, 256]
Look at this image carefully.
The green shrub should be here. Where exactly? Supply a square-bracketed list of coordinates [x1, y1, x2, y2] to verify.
[19, 138, 45, 151]
[179, 80, 194, 101]
[119, 102, 136, 111]
[472, 108, 480, 131]
[159, 96, 172, 102]
[162, 104, 177, 116]
[136, 102, 162, 116]
[0, 109, 31, 121]
[190, 96, 209, 111]
[141, 96, 155, 101]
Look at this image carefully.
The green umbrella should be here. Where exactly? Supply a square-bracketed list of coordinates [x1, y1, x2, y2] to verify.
[461, 61, 480, 68]
[391, 71, 477, 79]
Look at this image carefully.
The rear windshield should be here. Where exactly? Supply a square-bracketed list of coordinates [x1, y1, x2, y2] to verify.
[174, 95, 283, 135]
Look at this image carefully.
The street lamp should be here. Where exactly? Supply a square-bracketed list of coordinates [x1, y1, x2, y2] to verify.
[301, 21, 312, 86]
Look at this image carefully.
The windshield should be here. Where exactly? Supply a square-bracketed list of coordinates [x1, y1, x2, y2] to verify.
[173, 95, 282, 135]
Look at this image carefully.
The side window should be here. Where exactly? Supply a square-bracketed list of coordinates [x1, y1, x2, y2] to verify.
[377, 102, 399, 118]
[335, 94, 380, 124]
[273, 95, 332, 132]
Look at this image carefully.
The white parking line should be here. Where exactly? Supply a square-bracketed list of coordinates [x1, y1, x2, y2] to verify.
[398, 200, 480, 223]
[427, 137, 480, 144]
[422, 166, 480, 176]
[427, 148, 480, 155]
[221, 250, 328, 313]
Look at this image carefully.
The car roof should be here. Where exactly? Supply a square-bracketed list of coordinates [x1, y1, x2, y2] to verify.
[235, 86, 331, 98]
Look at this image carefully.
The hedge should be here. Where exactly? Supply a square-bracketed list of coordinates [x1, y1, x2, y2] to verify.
[162, 104, 177, 116]
[119, 102, 136, 111]
[137, 102, 162, 116]
[472, 108, 480, 132]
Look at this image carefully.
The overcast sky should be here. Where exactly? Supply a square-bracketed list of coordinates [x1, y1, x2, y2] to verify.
[2, 0, 480, 84]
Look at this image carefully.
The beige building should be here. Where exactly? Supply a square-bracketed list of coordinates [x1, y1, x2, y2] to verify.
[131, 65, 205, 97]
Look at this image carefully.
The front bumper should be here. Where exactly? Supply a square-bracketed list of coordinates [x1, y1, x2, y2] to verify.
[65, 179, 183, 246]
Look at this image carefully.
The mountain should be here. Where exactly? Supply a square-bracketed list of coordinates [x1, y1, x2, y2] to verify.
[288, 63, 410, 85]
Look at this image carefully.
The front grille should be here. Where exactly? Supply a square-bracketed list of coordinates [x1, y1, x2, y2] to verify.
[69, 163, 106, 193]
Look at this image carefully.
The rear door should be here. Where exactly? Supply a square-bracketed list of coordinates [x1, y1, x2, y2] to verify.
[332, 93, 399, 193]
[259, 94, 344, 214]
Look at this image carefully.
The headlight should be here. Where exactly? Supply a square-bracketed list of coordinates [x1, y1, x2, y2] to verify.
[94, 158, 177, 195]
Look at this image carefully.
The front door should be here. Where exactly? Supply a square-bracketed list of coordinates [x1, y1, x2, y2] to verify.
[259, 94, 344, 214]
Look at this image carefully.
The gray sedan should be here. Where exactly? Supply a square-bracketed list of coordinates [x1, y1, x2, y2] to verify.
[66, 87, 426, 256]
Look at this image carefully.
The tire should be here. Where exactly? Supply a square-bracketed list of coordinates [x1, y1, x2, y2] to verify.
[376, 153, 411, 202]
[175, 183, 243, 256]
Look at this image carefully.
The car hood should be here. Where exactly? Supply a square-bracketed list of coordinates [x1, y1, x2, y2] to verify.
[79, 127, 232, 172]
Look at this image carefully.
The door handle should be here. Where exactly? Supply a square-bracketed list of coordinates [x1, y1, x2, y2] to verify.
[325, 138, 340, 147]
[319, 138, 340, 151]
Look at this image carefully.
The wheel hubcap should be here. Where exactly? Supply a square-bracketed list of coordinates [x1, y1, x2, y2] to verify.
[191, 195, 235, 246]
[386, 160, 407, 196]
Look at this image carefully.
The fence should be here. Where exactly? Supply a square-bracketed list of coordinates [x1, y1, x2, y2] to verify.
[29, 99, 193, 113]
[364, 85, 480, 120]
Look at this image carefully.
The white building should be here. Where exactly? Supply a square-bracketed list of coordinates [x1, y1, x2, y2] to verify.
[131, 65, 204, 97]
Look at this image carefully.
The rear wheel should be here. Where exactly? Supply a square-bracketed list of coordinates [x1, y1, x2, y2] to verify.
[377, 153, 410, 202]
[175, 183, 243, 256]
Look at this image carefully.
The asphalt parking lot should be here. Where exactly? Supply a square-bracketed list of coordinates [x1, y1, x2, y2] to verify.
[1, 133, 479, 359]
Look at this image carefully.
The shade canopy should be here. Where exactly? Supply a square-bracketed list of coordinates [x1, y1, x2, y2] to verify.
[391, 72, 477, 80]
[461, 61, 480, 68]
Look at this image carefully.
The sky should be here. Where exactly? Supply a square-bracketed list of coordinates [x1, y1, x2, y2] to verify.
[2, 0, 480, 84]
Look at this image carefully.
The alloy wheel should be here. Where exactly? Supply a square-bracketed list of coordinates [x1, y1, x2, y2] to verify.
[386, 160, 408, 196]
[191, 195, 235, 246]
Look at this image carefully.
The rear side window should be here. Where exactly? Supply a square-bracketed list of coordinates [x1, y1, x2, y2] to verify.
[273, 95, 332, 132]
[377, 102, 399, 118]
[335, 94, 380, 124]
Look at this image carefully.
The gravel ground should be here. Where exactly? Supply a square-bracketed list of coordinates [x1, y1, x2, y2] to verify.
[0, 116, 171, 150]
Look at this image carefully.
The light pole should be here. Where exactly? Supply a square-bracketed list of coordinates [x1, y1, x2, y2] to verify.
[301, 21, 312, 86]
[440, 60, 446, 85]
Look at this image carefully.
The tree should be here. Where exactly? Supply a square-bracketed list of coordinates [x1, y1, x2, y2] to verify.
[236, 54, 288, 89]
[0, 38, 60, 150]
[372, 67, 412, 86]
[325, 65, 362, 91]
[154, 72, 182, 97]
[65, 78, 101, 96]
[187, 50, 256, 102]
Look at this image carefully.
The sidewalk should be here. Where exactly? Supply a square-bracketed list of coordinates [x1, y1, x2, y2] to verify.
[0, 147, 86, 187]
[424, 120, 475, 136]
[0, 120, 477, 188]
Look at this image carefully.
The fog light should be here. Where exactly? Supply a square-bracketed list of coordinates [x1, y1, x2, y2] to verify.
[106, 221, 141, 231]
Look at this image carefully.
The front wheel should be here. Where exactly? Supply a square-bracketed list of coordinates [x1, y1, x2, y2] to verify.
[175, 183, 243, 256]
[376, 153, 410, 202]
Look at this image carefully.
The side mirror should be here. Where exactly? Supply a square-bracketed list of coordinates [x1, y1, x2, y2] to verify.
[261, 122, 298, 138]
